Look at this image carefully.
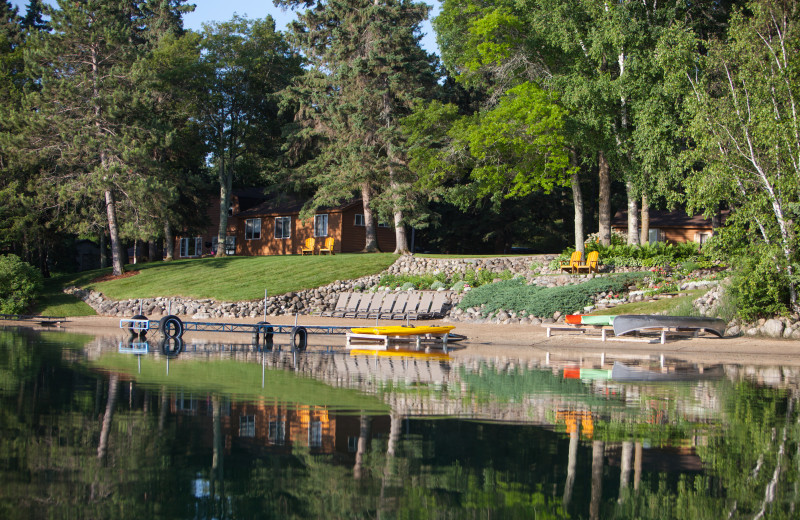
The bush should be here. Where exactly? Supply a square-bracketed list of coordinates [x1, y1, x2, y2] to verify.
[458, 273, 647, 318]
[0, 254, 43, 315]
[451, 280, 471, 293]
[728, 253, 791, 321]
[430, 281, 446, 291]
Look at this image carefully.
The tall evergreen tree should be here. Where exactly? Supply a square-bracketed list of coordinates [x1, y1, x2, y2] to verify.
[20, 0, 48, 32]
[277, 0, 438, 253]
[8, 0, 193, 275]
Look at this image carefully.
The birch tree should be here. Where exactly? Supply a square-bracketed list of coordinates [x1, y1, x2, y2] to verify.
[684, 0, 800, 309]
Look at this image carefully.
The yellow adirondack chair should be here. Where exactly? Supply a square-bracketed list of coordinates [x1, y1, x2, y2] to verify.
[560, 251, 583, 274]
[318, 236, 335, 255]
[301, 237, 315, 255]
[575, 250, 599, 273]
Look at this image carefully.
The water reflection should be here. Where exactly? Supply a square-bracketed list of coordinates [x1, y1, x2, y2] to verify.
[2, 328, 800, 519]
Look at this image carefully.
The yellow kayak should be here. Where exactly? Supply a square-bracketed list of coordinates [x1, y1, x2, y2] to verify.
[349, 349, 450, 360]
[350, 325, 455, 336]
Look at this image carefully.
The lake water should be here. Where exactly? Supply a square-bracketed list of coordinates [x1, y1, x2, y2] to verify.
[1, 327, 798, 519]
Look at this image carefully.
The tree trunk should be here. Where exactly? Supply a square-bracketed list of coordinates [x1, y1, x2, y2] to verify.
[216, 158, 231, 258]
[640, 194, 650, 244]
[362, 183, 379, 252]
[148, 239, 157, 262]
[598, 151, 611, 246]
[354, 414, 371, 479]
[590, 441, 604, 520]
[105, 189, 125, 276]
[619, 441, 633, 502]
[626, 181, 640, 245]
[393, 211, 408, 254]
[562, 418, 580, 509]
[100, 230, 108, 268]
[97, 374, 119, 460]
[570, 155, 585, 254]
[164, 222, 174, 261]
[711, 204, 721, 235]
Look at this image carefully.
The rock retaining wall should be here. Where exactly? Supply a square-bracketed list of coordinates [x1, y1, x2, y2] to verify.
[386, 254, 558, 280]
[62, 254, 800, 339]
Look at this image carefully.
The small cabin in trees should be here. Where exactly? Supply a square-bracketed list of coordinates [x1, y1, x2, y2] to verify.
[611, 209, 724, 245]
[174, 190, 396, 258]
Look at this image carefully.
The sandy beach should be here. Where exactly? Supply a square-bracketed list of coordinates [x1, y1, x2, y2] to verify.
[4, 313, 800, 368]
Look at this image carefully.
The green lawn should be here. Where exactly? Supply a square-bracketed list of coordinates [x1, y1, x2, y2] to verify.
[36, 253, 398, 315]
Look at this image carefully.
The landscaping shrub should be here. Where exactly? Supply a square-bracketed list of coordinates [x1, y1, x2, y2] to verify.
[553, 241, 706, 271]
[0, 254, 43, 315]
[728, 253, 791, 321]
[458, 273, 646, 318]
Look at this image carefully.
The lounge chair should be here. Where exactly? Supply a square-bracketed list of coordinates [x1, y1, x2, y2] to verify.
[407, 292, 433, 320]
[355, 293, 384, 319]
[301, 237, 315, 255]
[371, 292, 396, 319]
[388, 292, 408, 319]
[394, 292, 420, 320]
[575, 251, 600, 274]
[560, 251, 582, 274]
[318, 236, 335, 255]
[341, 293, 363, 318]
[319, 292, 350, 317]
[422, 292, 448, 319]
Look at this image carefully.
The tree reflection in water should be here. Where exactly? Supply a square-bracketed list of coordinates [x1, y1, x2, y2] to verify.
[1, 329, 799, 518]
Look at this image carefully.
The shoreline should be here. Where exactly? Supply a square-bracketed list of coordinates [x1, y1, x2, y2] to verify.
[4, 314, 800, 367]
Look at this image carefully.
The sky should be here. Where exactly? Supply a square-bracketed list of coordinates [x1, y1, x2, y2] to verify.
[10, 0, 441, 55]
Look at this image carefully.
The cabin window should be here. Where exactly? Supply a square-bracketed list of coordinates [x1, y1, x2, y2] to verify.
[695, 232, 711, 245]
[648, 228, 664, 244]
[275, 216, 291, 239]
[314, 214, 328, 237]
[309, 420, 322, 448]
[378, 222, 390, 228]
[245, 218, 261, 240]
[354, 214, 364, 226]
[269, 418, 286, 445]
[212, 236, 236, 255]
[239, 415, 255, 438]
[179, 237, 202, 258]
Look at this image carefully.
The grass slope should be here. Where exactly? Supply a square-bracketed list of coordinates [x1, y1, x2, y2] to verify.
[94, 353, 389, 413]
[36, 254, 398, 315]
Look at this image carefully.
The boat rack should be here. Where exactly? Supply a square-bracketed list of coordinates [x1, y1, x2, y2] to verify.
[345, 331, 454, 352]
[542, 323, 718, 344]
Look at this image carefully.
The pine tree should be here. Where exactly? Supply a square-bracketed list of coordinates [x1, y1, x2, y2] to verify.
[10, 0, 192, 275]
[278, 0, 437, 252]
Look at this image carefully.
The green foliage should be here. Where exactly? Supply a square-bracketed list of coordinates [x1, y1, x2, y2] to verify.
[553, 242, 706, 270]
[0, 254, 43, 314]
[379, 268, 513, 291]
[378, 272, 448, 290]
[728, 253, 791, 321]
[457, 273, 646, 318]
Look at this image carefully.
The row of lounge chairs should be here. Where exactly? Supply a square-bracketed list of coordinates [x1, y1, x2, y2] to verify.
[317, 291, 449, 320]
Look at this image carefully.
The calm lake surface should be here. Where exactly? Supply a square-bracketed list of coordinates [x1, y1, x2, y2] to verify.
[1, 327, 799, 519]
